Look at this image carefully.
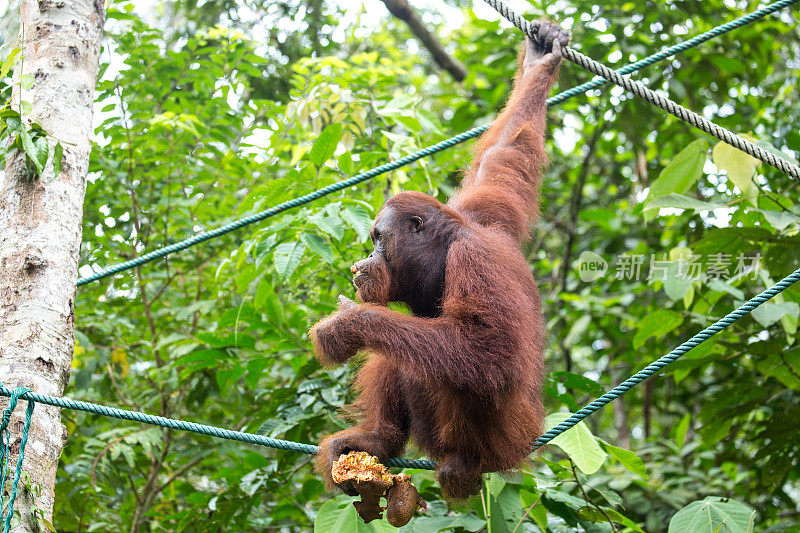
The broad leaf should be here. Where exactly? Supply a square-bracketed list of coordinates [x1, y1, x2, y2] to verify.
[52, 141, 63, 179]
[545, 413, 607, 474]
[20, 128, 44, 173]
[759, 209, 800, 231]
[755, 347, 800, 388]
[311, 212, 346, 240]
[314, 498, 395, 532]
[633, 310, 683, 349]
[600, 440, 648, 479]
[273, 240, 306, 280]
[644, 139, 708, 220]
[314, 499, 357, 533]
[309, 123, 343, 167]
[646, 193, 726, 213]
[750, 301, 799, 327]
[672, 412, 691, 448]
[713, 137, 759, 198]
[668, 497, 755, 533]
[301, 232, 335, 264]
[341, 204, 372, 242]
[33, 136, 49, 174]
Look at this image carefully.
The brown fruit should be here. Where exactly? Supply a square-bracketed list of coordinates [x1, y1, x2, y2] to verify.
[330, 453, 426, 527]
[385, 476, 427, 527]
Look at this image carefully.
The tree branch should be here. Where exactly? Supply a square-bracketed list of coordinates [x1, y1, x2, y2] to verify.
[380, 0, 467, 81]
[156, 454, 206, 493]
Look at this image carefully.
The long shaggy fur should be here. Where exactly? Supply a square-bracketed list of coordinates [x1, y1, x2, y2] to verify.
[309, 28, 565, 500]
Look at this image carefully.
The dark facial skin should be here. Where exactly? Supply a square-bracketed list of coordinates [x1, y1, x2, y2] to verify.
[351, 202, 453, 318]
[351, 209, 402, 288]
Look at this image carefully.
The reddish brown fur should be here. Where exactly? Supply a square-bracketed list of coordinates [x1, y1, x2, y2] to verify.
[310, 26, 567, 500]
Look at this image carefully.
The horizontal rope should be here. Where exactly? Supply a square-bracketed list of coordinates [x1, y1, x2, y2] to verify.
[484, 0, 800, 180]
[75, 0, 799, 287]
[4, 267, 799, 470]
[0, 385, 434, 470]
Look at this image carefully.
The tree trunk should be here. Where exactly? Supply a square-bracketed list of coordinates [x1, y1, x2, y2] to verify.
[0, 0, 103, 530]
[380, 0, 468, 81]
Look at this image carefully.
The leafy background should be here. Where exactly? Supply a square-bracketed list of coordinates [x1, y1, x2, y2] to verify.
[2, 0, 799, 531]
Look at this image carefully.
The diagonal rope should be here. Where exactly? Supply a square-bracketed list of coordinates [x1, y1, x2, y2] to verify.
[534, 267, 800, 447]
[483, 0, 800, 180]
[75, 0, 800, 287]
[4, 267, 800, 470]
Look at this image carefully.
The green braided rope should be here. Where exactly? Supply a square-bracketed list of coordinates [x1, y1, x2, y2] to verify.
[548, 0, 800, 104]
[535, 267, 800, 448]
[4, 267, 799, 471]
[0, 387, 34, 533]
[75, 0, 799, 287]
[484, 0, 800, 179]
[0, 385, 434, 470]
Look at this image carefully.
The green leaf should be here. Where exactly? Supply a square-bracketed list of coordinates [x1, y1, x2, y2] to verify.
[341, 204, 372, 242]
[551, 372, 605, 396]
[750, 302, 799, 328]
[600, 508, 644, 532]
[0, 47, 20, 79]
[706, 279, 744, 300]
[20, 128, 43, 173]
[668, 497, 755, 533]
[600, 440, 648, 479]
[493, 484, 523, 530]
[545, 413, 607, 474]
[311, 212, 345, 240]
[644, 139, 708, 220]
[578, 506, 644, 532]
[673, 412, 691, 448]
[713, 137, 759, 197]
[758, 209, 800, 231]
[646, 193, 726, 213]
[755, 347, 800, 388]
[408, 515, 485, 532]
[314, 498, 395, 532]
[338, 152, 354, 175]
[654, 247, 698, 301]
[314, 499, 356, 532]
[273, 241, 306, 280]
[383, 94, 415, 110]
[261, 286, 285, 325]
[20, 73, 34, 89]
[52, 142, 63, 178]
[309, 123, 343, 167]
[633, 310, 683, 349]
[246, 359, 272, 388]
[590, 485, 623, 507]
[301, 233, 335, 264]
[216, 366, 245, 389]
[33, 136, 49, 174]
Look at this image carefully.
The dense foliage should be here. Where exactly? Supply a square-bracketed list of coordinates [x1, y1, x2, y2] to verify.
[2, 0, 799, 530]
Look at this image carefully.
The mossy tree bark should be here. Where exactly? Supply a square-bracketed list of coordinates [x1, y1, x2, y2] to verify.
[0, 1, 103, 530]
